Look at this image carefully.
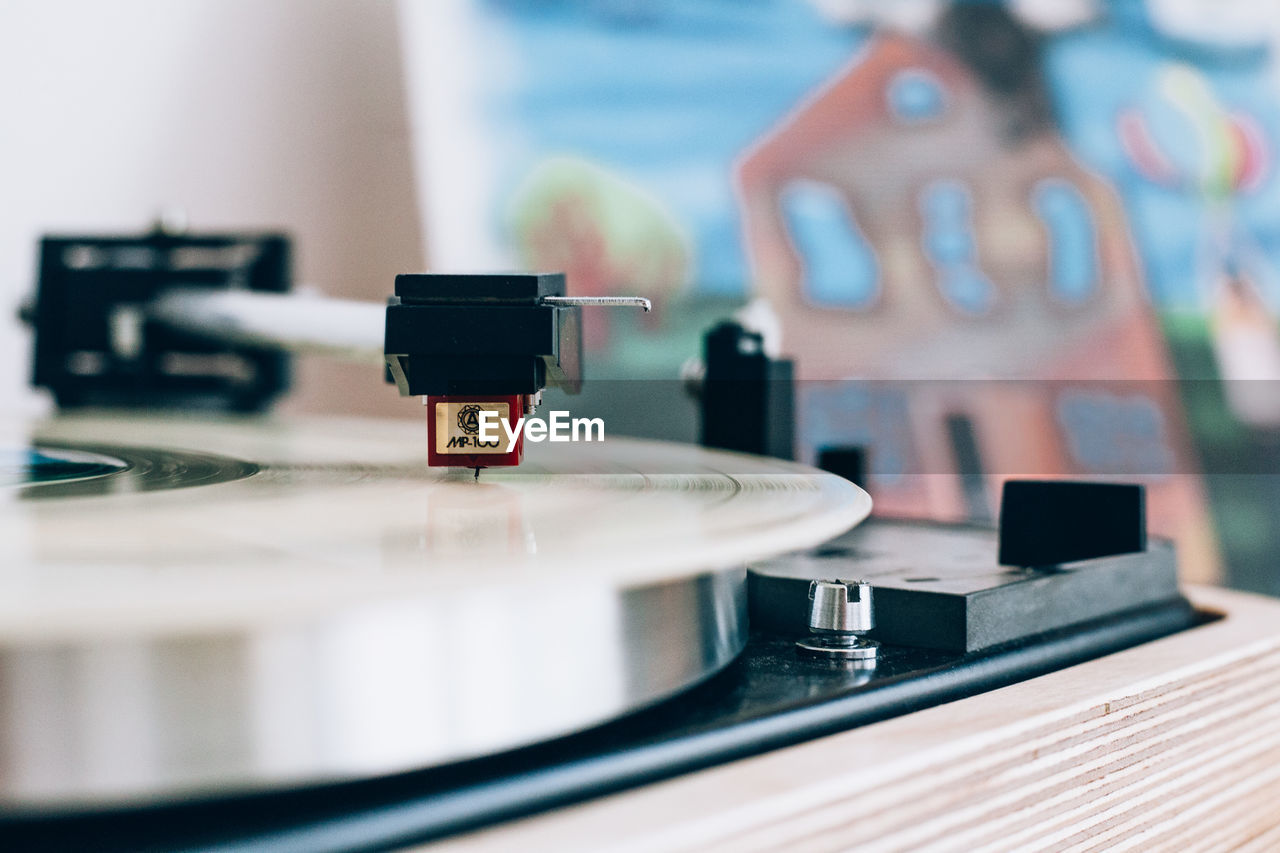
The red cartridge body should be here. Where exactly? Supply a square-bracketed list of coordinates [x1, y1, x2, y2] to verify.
[425, 394, 525, 468]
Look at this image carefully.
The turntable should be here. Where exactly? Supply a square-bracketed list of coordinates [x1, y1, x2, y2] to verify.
[4, 230, 1280, 852]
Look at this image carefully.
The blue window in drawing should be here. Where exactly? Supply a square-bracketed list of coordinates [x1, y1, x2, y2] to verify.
[886, 68, 947, 124]
[1032, 178, 1098, 303]
[781, 179, 879, 308]
[920, 180, 995, 315]
[1056, 389, 1173, 476]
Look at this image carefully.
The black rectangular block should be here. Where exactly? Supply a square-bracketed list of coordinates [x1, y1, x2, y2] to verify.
[998, 481, 1146, 568]
[394, 272, 565, 304]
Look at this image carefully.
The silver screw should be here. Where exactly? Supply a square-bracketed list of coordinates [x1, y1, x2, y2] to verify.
[796, 580, 879, 661]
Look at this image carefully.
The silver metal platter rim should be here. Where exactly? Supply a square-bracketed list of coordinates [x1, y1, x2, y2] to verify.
[0, 567, 748, 807]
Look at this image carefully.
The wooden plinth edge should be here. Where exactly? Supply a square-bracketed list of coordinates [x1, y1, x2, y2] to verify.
[431, 585, 1280, 852]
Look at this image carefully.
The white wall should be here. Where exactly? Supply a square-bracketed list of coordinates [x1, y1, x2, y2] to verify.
[0, 0, 424, 417]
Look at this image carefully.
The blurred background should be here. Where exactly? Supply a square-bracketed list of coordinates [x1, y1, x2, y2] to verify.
[0, 0, 423, 418]
[5, 0, 1280, 594]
